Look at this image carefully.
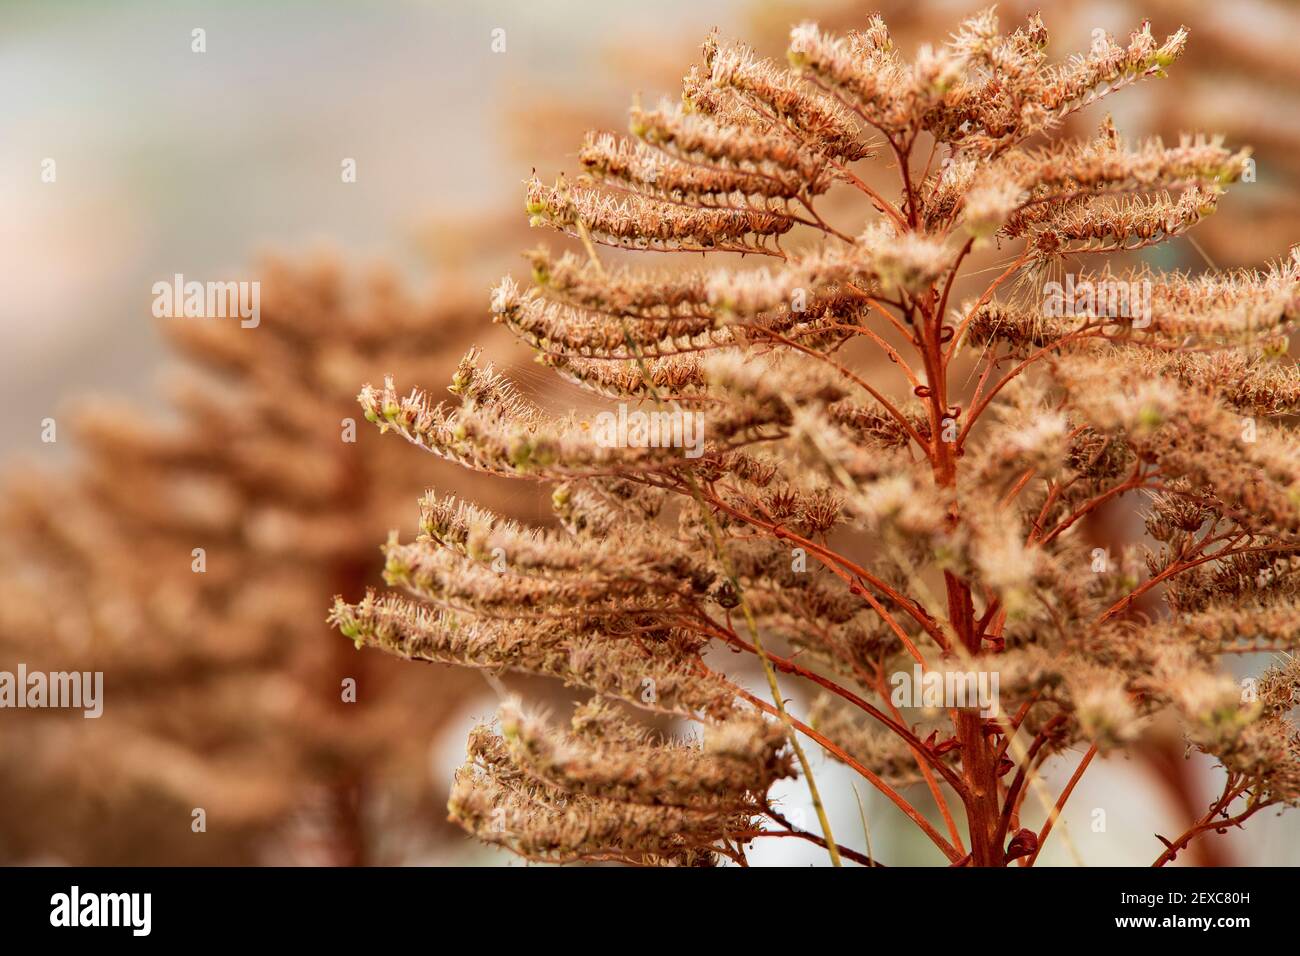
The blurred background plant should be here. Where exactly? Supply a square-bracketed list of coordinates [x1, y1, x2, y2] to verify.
[0, 251, 537, 864]
[2, 0, 1298, 865]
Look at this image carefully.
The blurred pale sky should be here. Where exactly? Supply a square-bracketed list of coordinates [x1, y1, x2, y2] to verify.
[0, 0, 742, 454]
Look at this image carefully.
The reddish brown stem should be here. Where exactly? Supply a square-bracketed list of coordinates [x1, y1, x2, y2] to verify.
[1028, 743, 1098, 866]
[729, 685, 963, 862]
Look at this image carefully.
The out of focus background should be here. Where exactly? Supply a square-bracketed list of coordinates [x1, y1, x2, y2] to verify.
[1, 0, 1297, 865]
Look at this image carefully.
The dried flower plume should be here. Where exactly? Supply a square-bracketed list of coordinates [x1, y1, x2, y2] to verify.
[335, 9, 1300, 867]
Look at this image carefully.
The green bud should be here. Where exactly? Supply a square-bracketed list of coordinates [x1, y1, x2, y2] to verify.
[509, 437, 533, 468]
[1137, 405, 1163, 430]
[383, 553, 410, 582]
